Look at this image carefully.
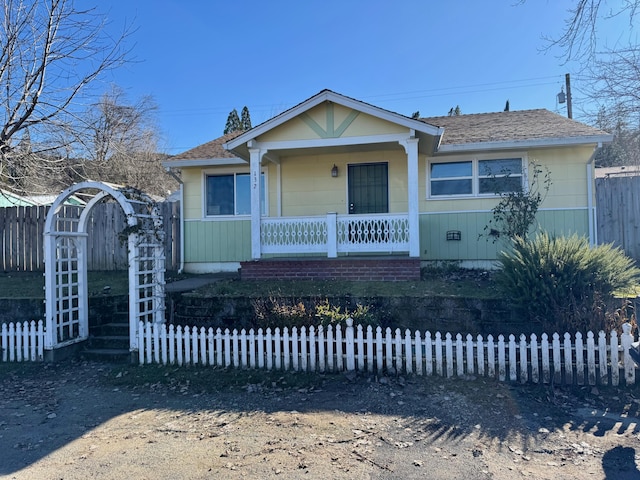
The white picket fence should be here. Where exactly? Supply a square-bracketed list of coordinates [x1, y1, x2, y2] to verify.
[1, 321, 45, 362]
[137, 319, 639, 386]
[3, 318, 639, 388]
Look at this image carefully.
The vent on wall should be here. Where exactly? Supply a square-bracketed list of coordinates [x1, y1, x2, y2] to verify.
[446, 230, 461, 241]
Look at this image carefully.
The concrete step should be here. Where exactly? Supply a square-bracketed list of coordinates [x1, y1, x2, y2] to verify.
[87, 334, 129, 350]
[91, 322, 129, 336]
[81, 347, 132, 363]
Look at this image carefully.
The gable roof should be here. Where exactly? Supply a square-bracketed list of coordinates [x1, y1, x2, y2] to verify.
[166, 94, 613, 167]
[224, 89, 443, 154]
[422, 109, 612, 153]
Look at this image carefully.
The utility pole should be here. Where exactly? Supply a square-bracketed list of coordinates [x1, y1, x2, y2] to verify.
[565, 73, 573, 119]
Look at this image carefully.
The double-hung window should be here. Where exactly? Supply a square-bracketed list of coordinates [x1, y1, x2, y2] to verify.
[205, 172, 265, 216]
[429, 157, 523, 197]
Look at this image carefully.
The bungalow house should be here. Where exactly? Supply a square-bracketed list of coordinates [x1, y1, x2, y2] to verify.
[164, 90, 612, 280]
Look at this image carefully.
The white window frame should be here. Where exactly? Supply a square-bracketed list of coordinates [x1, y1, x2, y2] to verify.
[202, 168, 268, 219]
[428, 160, 474, 198]
[427, 153, 528, 199]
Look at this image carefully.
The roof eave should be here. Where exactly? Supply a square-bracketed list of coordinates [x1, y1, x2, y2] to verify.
[162, 157, 247, 168]
[436, 134, 614, 153]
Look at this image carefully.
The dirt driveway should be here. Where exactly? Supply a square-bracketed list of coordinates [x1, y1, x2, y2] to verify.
[2, 361, 640, 479]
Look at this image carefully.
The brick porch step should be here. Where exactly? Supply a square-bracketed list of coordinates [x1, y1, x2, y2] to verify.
[240, 257, 420, 281]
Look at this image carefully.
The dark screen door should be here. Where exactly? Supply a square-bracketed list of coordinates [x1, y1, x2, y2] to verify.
[348, 163, 389, 214]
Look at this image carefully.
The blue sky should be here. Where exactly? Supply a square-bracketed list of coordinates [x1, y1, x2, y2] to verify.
[92, 1, 632, 154]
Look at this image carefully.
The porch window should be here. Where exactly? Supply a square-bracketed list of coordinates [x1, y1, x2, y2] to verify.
[206, 173, 265, 216]
[429, 157, 523, 197]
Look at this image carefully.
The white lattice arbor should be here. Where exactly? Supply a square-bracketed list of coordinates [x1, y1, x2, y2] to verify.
[43, 181, 165, 353]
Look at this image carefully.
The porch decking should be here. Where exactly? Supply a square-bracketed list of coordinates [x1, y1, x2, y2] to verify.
[239, 257, 421, 281]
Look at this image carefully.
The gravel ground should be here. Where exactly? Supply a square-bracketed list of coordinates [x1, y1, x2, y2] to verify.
[2, 360, 640, 479]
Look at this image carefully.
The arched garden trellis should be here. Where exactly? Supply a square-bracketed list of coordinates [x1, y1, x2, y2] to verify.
[44, 181, 165, 354]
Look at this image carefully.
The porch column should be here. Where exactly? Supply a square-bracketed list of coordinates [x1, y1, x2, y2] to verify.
[248, 147, 263, 260]
[401, 137, 420, 257]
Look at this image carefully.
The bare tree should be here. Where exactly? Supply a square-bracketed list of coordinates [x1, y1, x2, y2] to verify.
[593, 103, 640, 167]
[79, 86, 177, 197]
[539, 1, 639, 63]
[0, 0, 132, 192]
[522, 1, 640, 165]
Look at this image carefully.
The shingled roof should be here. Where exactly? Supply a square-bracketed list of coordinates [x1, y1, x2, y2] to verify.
[421, 109, 610, 147]
[169, 107, 610, 163]
[171, 131, 242, 161]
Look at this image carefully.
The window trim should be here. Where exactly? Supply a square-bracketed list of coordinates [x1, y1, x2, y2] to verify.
[429, 161, 474, 197]
[427, 153, 528, 199]
[202, 168, 268, 219]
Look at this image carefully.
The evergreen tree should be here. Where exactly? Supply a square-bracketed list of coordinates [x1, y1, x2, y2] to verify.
[411, 111, 420, 119]
[240, 106, 252, 131]
[448, 105, 461, 116]
[224, 109, 241, 134]
[504, 100, 510, 112]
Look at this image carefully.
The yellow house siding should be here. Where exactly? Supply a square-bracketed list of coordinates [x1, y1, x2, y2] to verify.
[280, 149, 408, 216]
[421, 145, 595, 213]
[341, 109, 408, 137]
[183, 164, 276, 220]
[257, 103, 409, 142]
[535, 146, 593, 209]
[184, 220, 251, 262]
[182, 167, 203, 220]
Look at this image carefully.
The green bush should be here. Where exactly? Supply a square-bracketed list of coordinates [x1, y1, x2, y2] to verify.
[497, 232, 640, 333]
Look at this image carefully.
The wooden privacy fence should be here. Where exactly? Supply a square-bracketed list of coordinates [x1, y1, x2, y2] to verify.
[0, 202, 180, 271]
[596, 175, 640, 262]
[1, 321, 45, 362]
[138, 320, 639, 387]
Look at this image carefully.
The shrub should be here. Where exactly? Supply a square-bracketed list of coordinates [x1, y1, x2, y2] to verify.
[251, 297, 378, 330]
[497, 232, 640, 333]
[314, 300, 377, 327]
[481, 162, 551, 242]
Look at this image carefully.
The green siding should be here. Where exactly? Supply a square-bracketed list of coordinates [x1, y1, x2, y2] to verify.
[184, 211, 589, 263]
[536, 209, 589, 237]
[184, 220, 251, 262]
[420, 209, 589, 261]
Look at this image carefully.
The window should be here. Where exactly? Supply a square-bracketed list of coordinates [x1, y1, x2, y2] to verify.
[429, 157, 524, 197]
[478, 158, 523, 194]
[205, 172, 265, 216]
[430, 161, 472, 196]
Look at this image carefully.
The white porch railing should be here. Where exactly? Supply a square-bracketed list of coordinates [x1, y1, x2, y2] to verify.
[261, 213, 410, 256]
[137, 320, 639, 386]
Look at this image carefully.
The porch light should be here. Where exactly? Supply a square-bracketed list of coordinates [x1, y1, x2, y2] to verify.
[331, 164, 339, 177]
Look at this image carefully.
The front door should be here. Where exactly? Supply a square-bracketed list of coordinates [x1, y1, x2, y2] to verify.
[348, 163, 389, 214]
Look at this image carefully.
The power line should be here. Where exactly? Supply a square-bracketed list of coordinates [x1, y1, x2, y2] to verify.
[359, 75, 563, 100]
[157, 75, 565, 118]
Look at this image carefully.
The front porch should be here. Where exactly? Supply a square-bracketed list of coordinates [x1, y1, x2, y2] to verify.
[240, 257, 421, 281]
[245, 212, 420, 280]
[261, 213, 410, 257]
